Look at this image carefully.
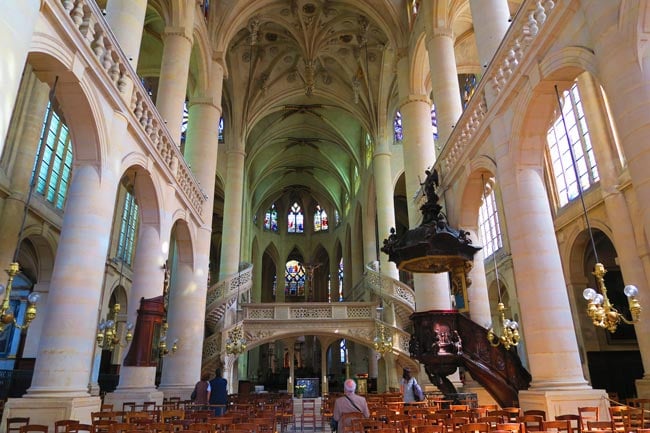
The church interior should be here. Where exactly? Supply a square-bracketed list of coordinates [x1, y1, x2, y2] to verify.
[1, 0, 650, 429]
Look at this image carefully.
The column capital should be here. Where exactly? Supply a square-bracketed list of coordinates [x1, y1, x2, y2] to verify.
[163, 26, 193, 44]
[188, 96, 221, 111]
[398, 94, 431, 110]
[427, 26, 454, 42]
[226, 147, 246, 157]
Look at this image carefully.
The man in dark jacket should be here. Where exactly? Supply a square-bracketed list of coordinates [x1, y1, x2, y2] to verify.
[209, 367, 228, 415]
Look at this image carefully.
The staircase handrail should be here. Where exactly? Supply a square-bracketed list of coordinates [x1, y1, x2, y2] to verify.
[206, 262, 253, 313]
[365, 262, 416, 311]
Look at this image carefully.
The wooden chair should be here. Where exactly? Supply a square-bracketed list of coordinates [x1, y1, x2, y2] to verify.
[517, 415, 544, 432]
[55, 420, 80, 433]
[302, 399, 319, 431]
[122, 402, 136, 412]
[627, 399, 650, 428]
[147, 423, 174, 432]
[443, 416, 469, 433]
[459, 423, 490, 433]
[341, 412, 366, 433]
[450, 406, 470, 412]
[524, 411, 547, 421]
[19, 426, 49, 433]
[608, 407, 627, 433]
[494, 423, 522, 433]
[578, 407, 600, 433]
[7, 417, 30, 433]
[414, 425, 445, 433]
[585, 421, 614, 432]
[101, 404, 115, 412]
[67, 424, 93, 433]
[555, 415, 580, 433]
[189, 423, 214, 433]
[542, 419, 572, 433]
[625, 407, 645, 433]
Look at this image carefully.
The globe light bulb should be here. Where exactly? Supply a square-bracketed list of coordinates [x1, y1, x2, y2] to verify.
[593, 294, 604, 305]
[583, 288, 597, 301]
[624, 285, 639, 298]
[27, 292, 40, 304]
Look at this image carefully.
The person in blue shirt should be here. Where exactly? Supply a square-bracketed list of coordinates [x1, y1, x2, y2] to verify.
[209, 368, 228, 416]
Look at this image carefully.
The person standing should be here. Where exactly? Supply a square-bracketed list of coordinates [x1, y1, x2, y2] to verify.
[332, 379, 370, 433]
[193, 372, 211, 408]
[400, 368, 417, 404]
[209, 367, 228, 415]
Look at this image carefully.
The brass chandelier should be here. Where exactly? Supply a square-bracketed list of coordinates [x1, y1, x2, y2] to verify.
[225, 324, 247, 355]
[96, 303, 133, 351]
[0, 262, 40, 332]
[551, 85, 641, 333]
[373, 323, 393, 355]
[481, 174, 520, 350]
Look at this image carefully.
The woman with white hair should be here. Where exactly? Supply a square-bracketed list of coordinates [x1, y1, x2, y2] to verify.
[332, 379, 370, 433]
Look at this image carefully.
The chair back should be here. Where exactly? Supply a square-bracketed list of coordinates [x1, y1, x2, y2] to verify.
[542, 419, 572, 433]
[54, 420, 80, 433]
[7, 417, 30, 433]
[19, 426, 49, 433]
[578, 407, 600, 432]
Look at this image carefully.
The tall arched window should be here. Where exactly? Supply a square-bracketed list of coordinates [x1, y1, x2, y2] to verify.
[478, 181, 502, 258]
[117, 190, 139, 265]
[264, 203, 279, 232]
[393, 110, 403, 143]
[314, 205, 328, 232]
[288, 202, 304, 233]
[285, 260, 306, 296]
[547, 83, 599, 207]
[33, 101, 74, 210]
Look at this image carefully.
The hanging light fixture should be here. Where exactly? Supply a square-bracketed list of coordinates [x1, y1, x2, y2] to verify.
[96, 302, 134, 351]
[549, 85, 641, 332]
[158, 320, 179, 357]
[0, 79, 63, 332]
[373, 323, 393, 355]
[483, 175, 520, 350]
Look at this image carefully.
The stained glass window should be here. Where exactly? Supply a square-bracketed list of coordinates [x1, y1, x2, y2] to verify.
[285, 260, 306, 296]
[338, 258, 344, 301]
[218, 116, 224, 143]
[460, 74, 478, 109]
[365, 133, 373, 167]
[393, 110, 403, 143]
[264, 203, 279, 232]
[314, 205, 328, 232]
[335, 209, 341, 227]
[431, 105, 438, 141]
[547, 83, 599, 207]
[117, 190, 139, 265]
[181, 99, 189, 143]
[340, 339, 347, 363]
[33, 101, 73, 211]
[478, 182, 502, 258]
[288, 202, 304, 233]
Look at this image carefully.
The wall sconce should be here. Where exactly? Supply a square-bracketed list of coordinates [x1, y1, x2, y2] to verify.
[96, 303, 133, 351]
[0, 262, 40, 332]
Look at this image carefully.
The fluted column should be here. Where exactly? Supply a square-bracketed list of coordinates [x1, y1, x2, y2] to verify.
[219, 148, 245, 280]
[0, 0, 40, 155]
[374, 140, 399, 279]
[27, 164, 118, 396]
[498, 162, 588, 387]
[425, 27, 463, 145]
[398, 91, 450, 311]
[156, 26, 193, 146]
[577, 72, 650, 395]
[0, 71, 49, 271]
[105, 0, 147, 68]
[468, 0, 511, 71]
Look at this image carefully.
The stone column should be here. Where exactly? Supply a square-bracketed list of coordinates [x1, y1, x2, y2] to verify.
[276, 260, 286, 302]
[16, 163, 119, 416]
[578, 72, 650, 397]
[468, 0, 511, 71]
[105, 0, 147, 69]
[0, 71, 49, 271]
[159, 62, 224, 395]
[0, 0, 40, 155]
[156, 26, 193, 146]
[219, 147, 245, 280]
[463, 228, 492, 326]
[108, 221, 166, 407]
[494, 124, 606, 415]
[398, 92, 450, 311]
[425, 27, 463, 145]
[374, 140, 399, 280]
